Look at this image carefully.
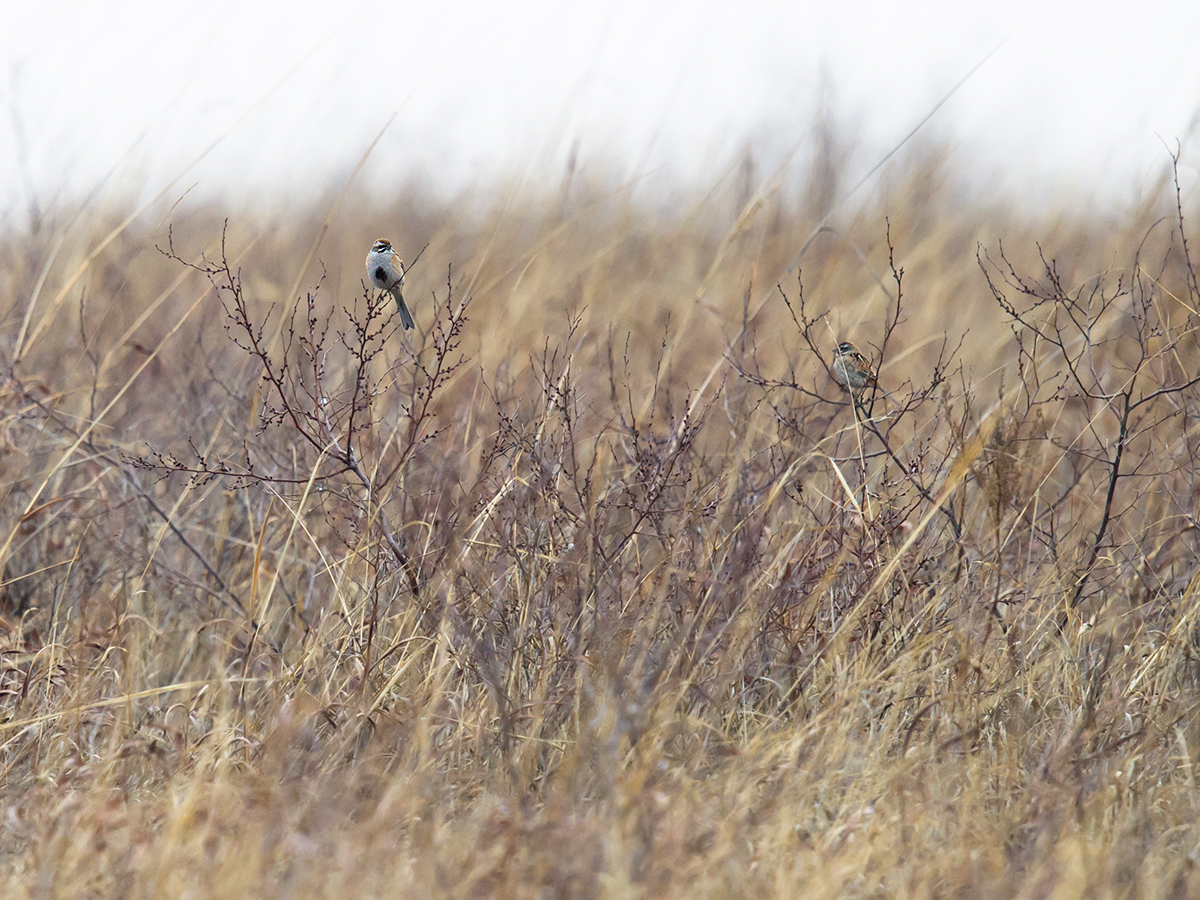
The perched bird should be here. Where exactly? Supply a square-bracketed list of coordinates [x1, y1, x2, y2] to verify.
[366, 239, 414, 330]
[831, 341, 876, 395]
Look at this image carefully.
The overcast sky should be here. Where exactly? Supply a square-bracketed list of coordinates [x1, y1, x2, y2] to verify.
[3, 0, 1199, 218]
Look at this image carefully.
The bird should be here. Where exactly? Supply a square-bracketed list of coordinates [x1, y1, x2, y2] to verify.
[831, 341, 876, 396]
[366, 239, 414, 330]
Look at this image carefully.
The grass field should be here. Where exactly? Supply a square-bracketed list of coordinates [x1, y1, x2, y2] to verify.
[1, 141, 1199, 898]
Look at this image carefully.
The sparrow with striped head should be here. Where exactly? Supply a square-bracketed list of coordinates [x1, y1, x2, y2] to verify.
[366, 239, 414, 330]
[832, 341, 876, 396]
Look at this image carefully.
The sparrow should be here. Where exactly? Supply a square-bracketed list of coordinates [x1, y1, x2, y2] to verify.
[366, 239, 414, 330]
[831, 341, 876, 395]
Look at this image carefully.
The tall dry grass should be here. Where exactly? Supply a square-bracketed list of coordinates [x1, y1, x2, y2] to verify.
[0, 140, 1198, 898]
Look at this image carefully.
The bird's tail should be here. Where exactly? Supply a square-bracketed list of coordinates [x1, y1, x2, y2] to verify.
[394, 290, 415, 330]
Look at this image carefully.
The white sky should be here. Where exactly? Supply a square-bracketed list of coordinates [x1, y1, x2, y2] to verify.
[3, 0, 1199, 218]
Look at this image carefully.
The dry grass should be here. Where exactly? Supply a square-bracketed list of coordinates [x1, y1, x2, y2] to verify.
[0, 143, 1198, 899]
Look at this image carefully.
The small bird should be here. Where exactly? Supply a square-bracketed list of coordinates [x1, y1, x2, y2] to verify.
[831, 341, 876, 395]
[366, 239, 414, 330]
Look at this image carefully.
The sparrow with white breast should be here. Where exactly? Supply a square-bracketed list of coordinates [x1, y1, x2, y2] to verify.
[366, 239, 414, 330]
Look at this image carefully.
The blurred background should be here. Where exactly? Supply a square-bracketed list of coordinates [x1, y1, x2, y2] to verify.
[4, 0, 1199, 216]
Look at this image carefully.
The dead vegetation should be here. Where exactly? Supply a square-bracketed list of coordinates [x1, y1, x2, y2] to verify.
[0, 143, 1198, 898]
